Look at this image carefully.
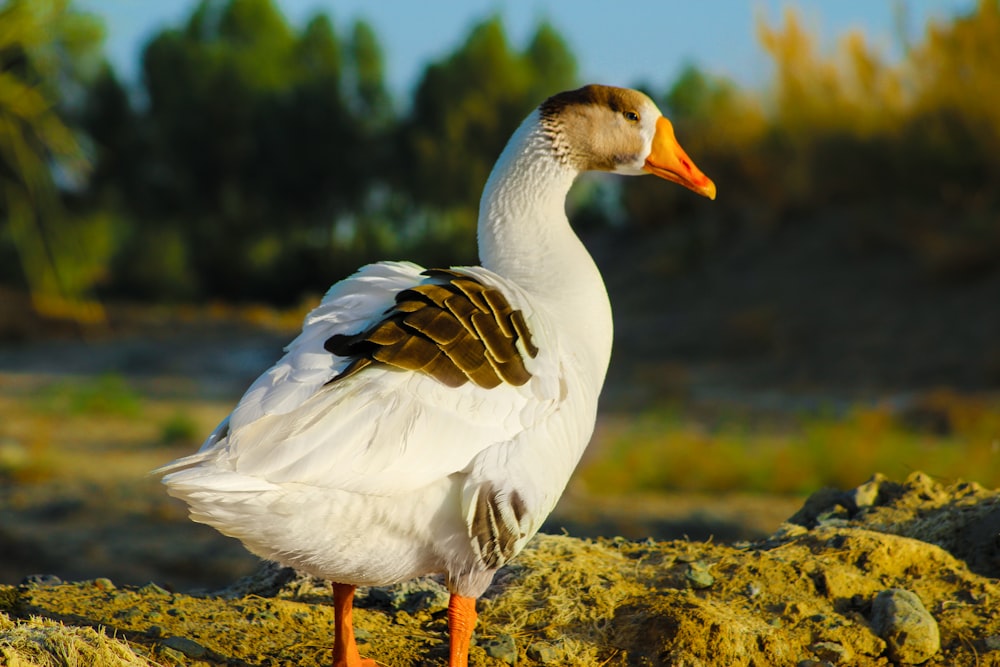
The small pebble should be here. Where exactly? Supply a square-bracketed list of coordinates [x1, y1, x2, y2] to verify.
[851, 474, 884, 509]
[527, 641, 562, 664]
[685, 561, 714, 589]
[139, 582, 170, 596]
[93, 577, 115, 590]
[871, 588, 940, 664]
[809, 641, 851, 664]
[162, 636, 208, 658]
[363, 579, 450, 613]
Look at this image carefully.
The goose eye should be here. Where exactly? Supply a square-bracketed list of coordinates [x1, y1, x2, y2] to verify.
[623, 110, 640, 123]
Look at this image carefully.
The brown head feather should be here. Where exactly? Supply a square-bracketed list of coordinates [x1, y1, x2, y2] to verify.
[538, 84, 654, 171]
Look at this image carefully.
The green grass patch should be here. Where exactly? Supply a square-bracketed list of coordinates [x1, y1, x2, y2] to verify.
[582, 394, 1000, 495]
[32, 374, 144, 418]
[158, 411, 201, 447]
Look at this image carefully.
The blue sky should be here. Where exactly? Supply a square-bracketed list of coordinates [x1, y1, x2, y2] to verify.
[77, 1, 975, 98]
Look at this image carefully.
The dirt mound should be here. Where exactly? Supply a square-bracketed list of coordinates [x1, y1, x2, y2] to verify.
[3, 472, 999, 666]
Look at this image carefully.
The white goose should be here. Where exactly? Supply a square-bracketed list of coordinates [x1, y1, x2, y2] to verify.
[157, 84, 715, 667]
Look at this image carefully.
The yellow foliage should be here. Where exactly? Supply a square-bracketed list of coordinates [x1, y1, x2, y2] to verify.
[757, 8, 907, 138]
[756, 1, 1000, 145]
[911, 0, 1000, 145]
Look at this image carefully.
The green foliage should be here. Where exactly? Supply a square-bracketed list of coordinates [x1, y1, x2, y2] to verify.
[581, 396, 1000, 495]
[159, 412, 201, 446]
[0, 0, 108, 321]
[347, 19, 392, 125]
[91, 8, 578, 301]
[96, 0, 413, 302]
[34, 374, 144, 418]
[3, 1, 995, 305]
[394, 16, 577, 260]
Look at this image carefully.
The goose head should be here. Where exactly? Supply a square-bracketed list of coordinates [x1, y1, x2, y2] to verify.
[539, 84, 716, 199]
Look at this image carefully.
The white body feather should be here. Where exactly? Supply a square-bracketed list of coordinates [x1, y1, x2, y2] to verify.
[158, 105, 618, 598]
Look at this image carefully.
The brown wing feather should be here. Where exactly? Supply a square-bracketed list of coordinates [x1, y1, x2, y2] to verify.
[324, 270, 538, 389]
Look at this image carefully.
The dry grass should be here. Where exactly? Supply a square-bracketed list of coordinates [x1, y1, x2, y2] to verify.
[0, 612, 149, 667]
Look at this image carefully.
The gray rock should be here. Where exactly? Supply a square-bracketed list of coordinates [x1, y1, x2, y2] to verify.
[92, 577, 115, 590]
[481, 633, 517, 664]
[809, 641, 851, 664]
[870, 589, 940, 664]
[20, 574, 62, 587]
[527, 641, 563, 664]
[138, 582, 170, 597]
[162, 636, 208, 658]
[362, 577, 450, 613]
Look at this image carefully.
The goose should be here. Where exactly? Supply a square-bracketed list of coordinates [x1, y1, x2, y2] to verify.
[156, 84, 715, 667]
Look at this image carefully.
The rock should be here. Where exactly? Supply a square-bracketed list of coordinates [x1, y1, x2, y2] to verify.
[361, 577, 450, 613]
[161, 636, 208, 658]
[786, 488, 855, 528]
[685, 560, 714, 589]
[850, 473, 885, 509]
[20, 574, 62, 587]
[527, 641, 563, 664]
[92, 577, 115, 590]
[870, 588, 940, 664]
[481, 633, 517, 664]
[138, 582, 170, 597]
[809, 640, 851, 664]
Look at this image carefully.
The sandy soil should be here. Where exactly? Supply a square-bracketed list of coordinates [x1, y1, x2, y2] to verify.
[3, 472, 999, 666]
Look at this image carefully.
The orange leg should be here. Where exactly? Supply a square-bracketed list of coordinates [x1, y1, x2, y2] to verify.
[332, 583, 376, 667]
[447, 594, 478, 667]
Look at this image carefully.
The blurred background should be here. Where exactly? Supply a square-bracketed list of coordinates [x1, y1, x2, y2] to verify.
[1, 0, 998, 590]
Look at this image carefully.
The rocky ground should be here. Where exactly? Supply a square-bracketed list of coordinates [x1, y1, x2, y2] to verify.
[2, 472, 999, 666]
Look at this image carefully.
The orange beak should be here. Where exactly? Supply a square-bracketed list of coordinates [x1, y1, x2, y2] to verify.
[643, 116, 716, 200]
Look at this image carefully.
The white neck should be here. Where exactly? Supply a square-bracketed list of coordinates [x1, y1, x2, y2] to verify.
[477, 109, 614, 386]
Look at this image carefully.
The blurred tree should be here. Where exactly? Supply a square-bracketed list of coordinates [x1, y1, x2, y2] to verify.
[347, 19, 391, 127]
[396, 16, 577, 265]
[524, 21, 577, 102]
[0, 0, 108, 322]
[130, 0, 395, 301]
[81, 63, 139, 204]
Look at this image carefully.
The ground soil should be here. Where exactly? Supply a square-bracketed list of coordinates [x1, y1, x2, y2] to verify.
[3, 472, 999, 666]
